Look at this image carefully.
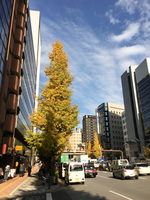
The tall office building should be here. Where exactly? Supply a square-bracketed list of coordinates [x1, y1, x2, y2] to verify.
[0, 0, 41, 169]
[82, 115, 97, 146]
[121, 58, 150, 160]
[96, 102, 125, 159]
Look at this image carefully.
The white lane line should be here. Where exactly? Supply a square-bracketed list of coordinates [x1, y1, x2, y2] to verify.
[46, 193, 53, 200]
[97, 175, 110, 179]
[139, 177, 146, 179]
[109, 190, 133, 200]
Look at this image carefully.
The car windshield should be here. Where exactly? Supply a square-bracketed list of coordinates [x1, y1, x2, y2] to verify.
[84, 166, 94, 170]
[120, 160, 128, 165]
[124, 165, 134, 169]
[70, 165, 83, 171]
[136, 164, 148, 167]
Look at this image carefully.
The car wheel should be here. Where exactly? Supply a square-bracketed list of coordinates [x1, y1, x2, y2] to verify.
[113, 173, 115, 178]
[82, 182, 85, 184]
[93, 175, 96, 178]
[121, 174, 125, 180]
[135, 175, 138, 179]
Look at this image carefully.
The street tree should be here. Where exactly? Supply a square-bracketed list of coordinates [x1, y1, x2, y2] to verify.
[143, 146, 150, 159]
[68, 142, 72, 150]
[92, 132, 102, 159]
[85, 142, 88, 155]
[87, 141, 92, 157]
[25, 40, 79, 174]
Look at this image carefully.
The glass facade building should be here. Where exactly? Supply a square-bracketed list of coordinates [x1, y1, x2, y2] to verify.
[121, 58, 150, 160]
[96, 103, 109, 149]
[137, 75, 150, 145]
[0, 0, 13, 88]
[96, 102, 125, 159]
[16, 11, 36, 138]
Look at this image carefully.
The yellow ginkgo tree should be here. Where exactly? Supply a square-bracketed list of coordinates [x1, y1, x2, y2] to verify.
[87, 141, 92, 157]
[25, 40, 79, 175]
[92, 132, 102, 159]
[143, 146, 150, 159]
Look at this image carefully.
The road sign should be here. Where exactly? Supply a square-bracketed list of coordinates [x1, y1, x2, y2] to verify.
[61, 154, 69, 162]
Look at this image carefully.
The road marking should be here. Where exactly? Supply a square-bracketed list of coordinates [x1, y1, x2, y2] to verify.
[139, 177, 146, 179]
[46, 193, 53, 200]
[97, 175, 110, 179]
[109, 190, 133, 200]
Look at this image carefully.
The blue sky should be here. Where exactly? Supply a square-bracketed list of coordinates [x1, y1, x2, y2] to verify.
[29, 0, 150, 128]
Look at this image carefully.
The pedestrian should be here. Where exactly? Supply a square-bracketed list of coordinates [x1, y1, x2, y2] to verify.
[19, 163, 25, 177]
[27, 164, 32, 176]
[4, 164, 10, 181]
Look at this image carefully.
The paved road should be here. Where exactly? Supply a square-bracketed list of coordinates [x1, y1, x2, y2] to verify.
[7, 171, 150, 200]
[59, 171, 150, 200]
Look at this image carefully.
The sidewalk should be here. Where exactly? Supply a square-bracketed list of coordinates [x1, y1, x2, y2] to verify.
[0, 164, 39, 199]
[0, 164, 65, 200]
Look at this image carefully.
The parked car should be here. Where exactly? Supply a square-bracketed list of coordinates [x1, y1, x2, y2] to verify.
[133, 163, 150, 175]
[84, 164, 97, 178]
[113, 165, 138, 180]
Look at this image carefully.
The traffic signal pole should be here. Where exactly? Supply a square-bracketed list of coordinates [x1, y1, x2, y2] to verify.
[88, 149, 123, 159]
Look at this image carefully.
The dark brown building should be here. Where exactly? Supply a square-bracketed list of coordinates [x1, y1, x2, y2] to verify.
[0, 0, 40, 170]
[82, 115, 97, 146]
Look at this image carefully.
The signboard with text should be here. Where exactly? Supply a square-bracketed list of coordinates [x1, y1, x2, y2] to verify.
[15, 146, 22, 151]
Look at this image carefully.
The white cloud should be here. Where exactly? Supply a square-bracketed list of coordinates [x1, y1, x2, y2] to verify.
[110, 23, 140, 43]
[105, 10, 120, 25]
[115, 0, 138, 15]
[37, 7, 150, 127]
[113, 45, 146, 59]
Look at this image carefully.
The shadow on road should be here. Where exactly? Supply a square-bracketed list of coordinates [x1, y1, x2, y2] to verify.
[6, 175, 108, 200]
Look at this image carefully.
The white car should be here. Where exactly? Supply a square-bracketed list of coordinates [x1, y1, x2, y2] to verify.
[133, 163, 150, 175]
[113, 165, 138, 180]
[65, 162, 85, 184]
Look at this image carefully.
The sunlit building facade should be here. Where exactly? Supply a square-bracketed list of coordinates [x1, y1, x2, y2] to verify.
[69, 128, 82, 151]
[96, 102, 125, 159]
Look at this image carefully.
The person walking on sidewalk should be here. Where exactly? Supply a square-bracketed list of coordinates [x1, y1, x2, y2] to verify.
[27, 164, 32, 176]
[19, 164, 25, 177]
[4, 164, 10, 181]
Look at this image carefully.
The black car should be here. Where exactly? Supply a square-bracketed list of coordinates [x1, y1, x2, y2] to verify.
[84, 164, 97, 178]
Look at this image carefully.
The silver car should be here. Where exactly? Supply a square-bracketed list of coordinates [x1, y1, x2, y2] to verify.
[113, 165, 138, 180]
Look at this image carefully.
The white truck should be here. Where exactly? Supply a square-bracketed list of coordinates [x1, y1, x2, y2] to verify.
[111, 159, 129, 171]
